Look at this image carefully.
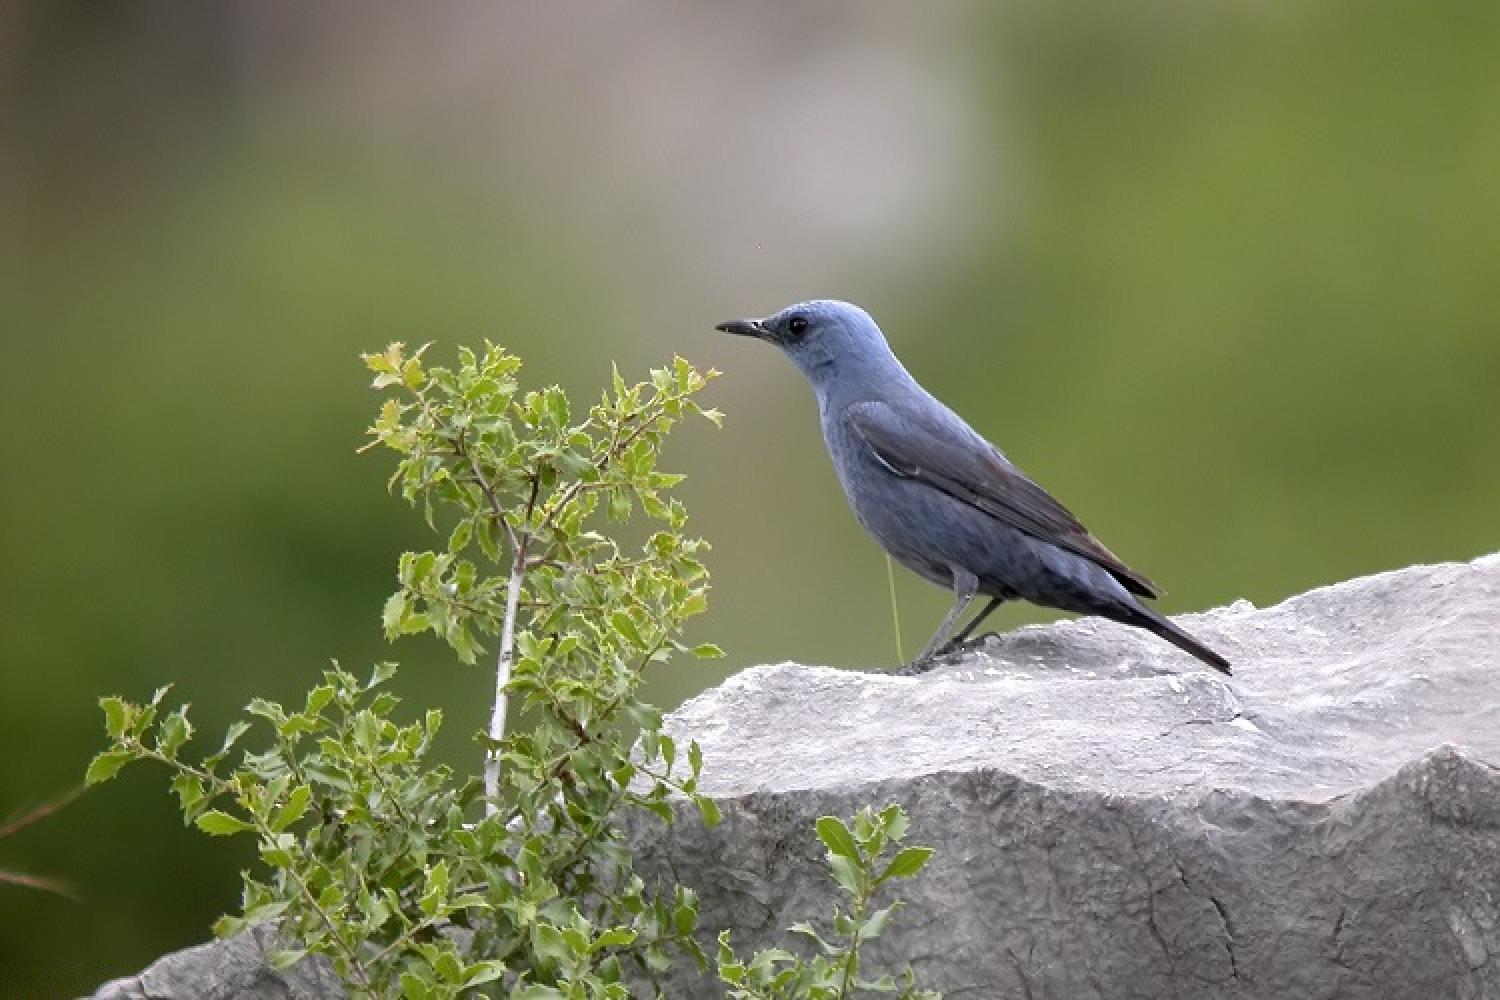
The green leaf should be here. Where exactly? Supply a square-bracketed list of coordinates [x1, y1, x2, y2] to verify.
[450, 622, 480, 665]
[433, 948, 463, 983]
[878, 846, 934, 883]
[448, 893, 489, 911]
[194, 810, 254, 836]
[476, 515, 501, 561]
[157, 709, 191, 758]
[625, 703, 663, 731]
[402, 356, 426, 390]
[750, 947, 798, 967]
[642, 943, 672, 973]
[381, 591, 410, 638]
[789, 921, 835, 954]
[690, 642, 724, 658]
[608, 490, 632, 522]
[420, 860, 450, 917]
[610, 611, 642, 647]
[816, 816, 860, 862]
[245, 697, 285, 725]
[240, 893, 290, 928]
[857, 904, 896, 940]
[399, 972, 435, 1000]
[304, 684, 335, 716]
[659, 733, 677, 769]
[544, 386, 569, 426]
[171, 773, 207, 817]
[368, 661, 398, 689]
[447, 518, 473, 554]
[878, 803, 908, 841]
[213, 915, 246, 939]
[511, 987, 567, 1000]
[270, 786, 311, 833]
[696, 796, 721, 827]
[260, 832, 297, 867]
[531, 923, 571, 966]
[100, 696, 130, 740]
[363, 347, 397, 374]
[411, 550, 438, 583]
[592, 927, 638, 952]
[828, 854, 862, 896]
[211, 720, 251, 763]
[462, 961, 506, 988]
[673, 899, 698, 938]
[85, 749, 133, 785]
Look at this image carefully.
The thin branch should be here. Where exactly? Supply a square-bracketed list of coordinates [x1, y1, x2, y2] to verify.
[367, 914, 442, 968]
[0, 869, 77, 899]
[485, 548, 525, 815]
[836, 857, 871, 1000]
[0, 786, 82, 840]
[453, 427, 518, 553]
[483, 472, 542, 815]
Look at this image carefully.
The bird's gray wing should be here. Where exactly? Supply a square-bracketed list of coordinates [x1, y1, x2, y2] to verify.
[845, 400, 1159, 598]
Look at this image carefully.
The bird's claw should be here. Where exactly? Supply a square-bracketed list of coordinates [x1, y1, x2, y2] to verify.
[897, 632, 1000, 675]
[896, 656, 940, 677]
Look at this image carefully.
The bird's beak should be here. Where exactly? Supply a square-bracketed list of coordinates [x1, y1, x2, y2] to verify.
[715, 318, 770, 340]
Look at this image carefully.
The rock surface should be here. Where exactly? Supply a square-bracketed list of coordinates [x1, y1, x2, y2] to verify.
[637, 552, 1500, 999]
[91, 922, 340, 999]
[90, 554, 1500, 999]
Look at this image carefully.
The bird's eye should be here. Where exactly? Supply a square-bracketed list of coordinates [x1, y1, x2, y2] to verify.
[788, 316, 809, 336]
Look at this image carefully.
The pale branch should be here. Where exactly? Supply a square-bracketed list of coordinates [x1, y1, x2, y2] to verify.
[483, 471, 541, 814]
[485, 545, 525, 815]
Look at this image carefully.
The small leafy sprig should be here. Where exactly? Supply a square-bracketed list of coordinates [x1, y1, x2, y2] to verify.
[717, 806, 939, 1000]
[361, 343, 724, 809]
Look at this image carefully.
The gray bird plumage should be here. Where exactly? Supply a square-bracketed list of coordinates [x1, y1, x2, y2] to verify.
[716, 299, 1231, 674]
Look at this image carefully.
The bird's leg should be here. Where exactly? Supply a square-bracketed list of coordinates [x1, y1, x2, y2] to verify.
[938, 596, 1005, 654]
[913, 567, 979, 664]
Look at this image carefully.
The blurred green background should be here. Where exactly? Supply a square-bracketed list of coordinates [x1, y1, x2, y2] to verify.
[3, 1, 1498, 994]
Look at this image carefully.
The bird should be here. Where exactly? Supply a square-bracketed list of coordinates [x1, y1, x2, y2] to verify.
[715, 299, 1231, 675]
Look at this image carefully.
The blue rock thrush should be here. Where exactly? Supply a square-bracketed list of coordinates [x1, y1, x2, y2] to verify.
[716, 299, 1230, 674]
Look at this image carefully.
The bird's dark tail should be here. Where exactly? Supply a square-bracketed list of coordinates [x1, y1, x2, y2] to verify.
[1132, 606, 1232, 675]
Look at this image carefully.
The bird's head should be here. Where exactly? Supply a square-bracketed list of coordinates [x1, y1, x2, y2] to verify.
[715, 299, 896, 390]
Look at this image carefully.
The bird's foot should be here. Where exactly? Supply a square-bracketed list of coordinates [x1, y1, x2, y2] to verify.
[898, 632, 999, 675]
[937, 631, 1000, 658]
[933, 638, 965, 658]
[896, 655, 940, 676]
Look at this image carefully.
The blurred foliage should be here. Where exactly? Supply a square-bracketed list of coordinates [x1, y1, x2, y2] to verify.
[3, 1, 1498, 994]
